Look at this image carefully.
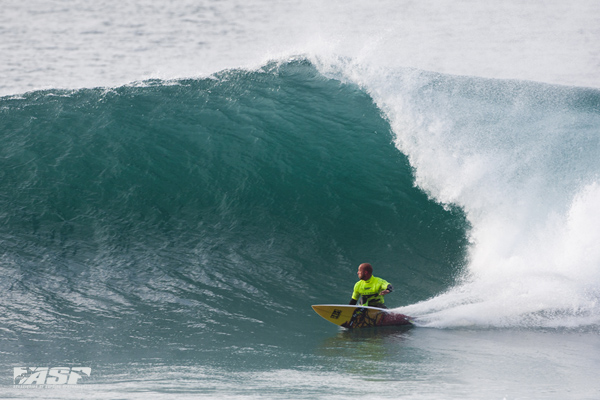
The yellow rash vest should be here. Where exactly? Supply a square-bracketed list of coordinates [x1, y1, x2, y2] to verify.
[351, 275, 392, 307]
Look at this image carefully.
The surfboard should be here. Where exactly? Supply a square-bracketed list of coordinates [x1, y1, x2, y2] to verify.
[311, 304, 414, 329]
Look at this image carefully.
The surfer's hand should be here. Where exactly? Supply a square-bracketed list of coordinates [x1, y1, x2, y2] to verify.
[379, 289, 390, 296]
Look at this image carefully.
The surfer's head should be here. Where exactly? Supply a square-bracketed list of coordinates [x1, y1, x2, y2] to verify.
[357, 263, 373, 281]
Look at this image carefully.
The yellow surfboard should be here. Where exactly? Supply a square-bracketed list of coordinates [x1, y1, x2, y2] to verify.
[312, 304, 414, 329]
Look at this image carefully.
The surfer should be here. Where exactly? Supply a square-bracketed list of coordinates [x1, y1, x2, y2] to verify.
[348, 263, 393, 309]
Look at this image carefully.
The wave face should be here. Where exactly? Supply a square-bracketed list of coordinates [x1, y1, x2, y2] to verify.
[2, 56, 600, 369]
[0, 60, 467, 363]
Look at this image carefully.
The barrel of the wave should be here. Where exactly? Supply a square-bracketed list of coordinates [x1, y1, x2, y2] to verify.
[311, 305, 414, 329]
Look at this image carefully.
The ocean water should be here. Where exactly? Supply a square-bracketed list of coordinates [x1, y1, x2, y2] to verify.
[2, 1, 600, 399]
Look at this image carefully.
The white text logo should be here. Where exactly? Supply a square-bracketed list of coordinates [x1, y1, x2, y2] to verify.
[14, 367, 91, 385]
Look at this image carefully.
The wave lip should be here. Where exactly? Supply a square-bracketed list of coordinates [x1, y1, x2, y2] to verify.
[336, 63, 600, 329]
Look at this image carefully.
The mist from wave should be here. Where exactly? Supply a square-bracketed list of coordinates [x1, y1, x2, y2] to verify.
[316, 59, 600, 329]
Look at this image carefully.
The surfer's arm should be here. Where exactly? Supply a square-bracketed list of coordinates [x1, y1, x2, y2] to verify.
[349, 283, 360, 305]
[379, 284, 393, 296]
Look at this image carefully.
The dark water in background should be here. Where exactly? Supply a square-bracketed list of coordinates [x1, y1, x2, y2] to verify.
[2, 59, 600, 398]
